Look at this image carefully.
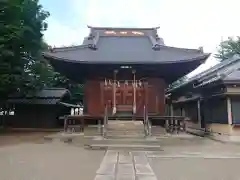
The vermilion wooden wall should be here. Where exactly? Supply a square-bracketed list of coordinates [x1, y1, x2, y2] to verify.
[84, 78, 166, 116]
[84, 80, 103, 115]
[147, 78, 166, 115]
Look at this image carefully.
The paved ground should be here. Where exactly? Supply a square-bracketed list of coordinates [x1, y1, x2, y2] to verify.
[1, 132, 240, 179]
[0, 131, 50, 147]
[0, 132, 104, 180]
[95, 150, 157, 180]
[149, 136, 240, 180]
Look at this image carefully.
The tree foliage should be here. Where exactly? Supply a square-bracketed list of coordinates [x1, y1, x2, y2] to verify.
[1, 0, 83, 102]
[215, 37, 240, 61]
[0, 0, 49, 98]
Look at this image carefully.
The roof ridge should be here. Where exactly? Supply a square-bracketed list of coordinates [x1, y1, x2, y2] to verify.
[87, 25, 160, 30]
[48, 44, 89, 52]
[159, 45, 205, 53]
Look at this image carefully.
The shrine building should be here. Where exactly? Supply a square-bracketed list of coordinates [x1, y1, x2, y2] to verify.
[167, 55, 240, 141]
[43, 26, 210, 120]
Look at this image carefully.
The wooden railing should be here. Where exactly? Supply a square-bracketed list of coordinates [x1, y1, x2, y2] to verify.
[149, 115, 186, 133]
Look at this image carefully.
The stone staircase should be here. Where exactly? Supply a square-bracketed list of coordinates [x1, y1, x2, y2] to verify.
[85, 120, 162, 150]
[151, 125, 167, 137]
[106, 120, 145, 138]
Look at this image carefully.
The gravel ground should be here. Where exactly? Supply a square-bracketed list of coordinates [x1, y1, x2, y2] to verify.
[0, 132, 104, 180]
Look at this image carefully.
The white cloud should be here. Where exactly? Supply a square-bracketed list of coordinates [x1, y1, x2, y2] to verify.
[44, 18, 82, 47]
[45, 0, 240, 50]
[43, 0, 240, 74]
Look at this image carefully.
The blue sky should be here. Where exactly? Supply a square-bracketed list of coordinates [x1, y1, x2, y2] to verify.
[40, 0, 239, 75]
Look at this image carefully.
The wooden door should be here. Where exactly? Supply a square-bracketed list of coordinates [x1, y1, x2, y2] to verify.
[116, 84, 133, 105]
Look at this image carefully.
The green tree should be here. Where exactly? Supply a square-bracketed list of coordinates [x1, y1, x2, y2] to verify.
[215, 37, 240, 61]
[28, 42, 84, 101]
[0, 0, 49, 98]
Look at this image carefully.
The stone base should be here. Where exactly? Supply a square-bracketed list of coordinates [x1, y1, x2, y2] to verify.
[185, 121, 205, 137]
[209, 134, 240, 143]
[189, 123, 240, 143]
[206, 123, 240, 135]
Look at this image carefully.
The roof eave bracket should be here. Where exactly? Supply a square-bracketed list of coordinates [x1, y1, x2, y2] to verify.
[88, 44, 97, 50]
[88, 32, 99, 50]
[152, 44, 161, 51]
[149, 35, 161, 50]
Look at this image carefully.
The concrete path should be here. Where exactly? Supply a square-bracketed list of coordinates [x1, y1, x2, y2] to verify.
[94, 150, 157, 180]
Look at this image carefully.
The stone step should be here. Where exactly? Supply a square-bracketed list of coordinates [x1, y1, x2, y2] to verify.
[85, 143, 161, 151]
[107, 121, 143, 125]
[107, 131, 145, 134]
[105, 135, 146, 139]
[151, 126, 167, 136]
[107, 130, 144, 132]
[106, 131, 144, 135]
[105, 120, 145, 139]
[106, 129, 144, 132]
[106, 132, 145, 136]
[89, 137, 159, 144]
[106, 135, 145, 138]
[107, 124, 144, 129]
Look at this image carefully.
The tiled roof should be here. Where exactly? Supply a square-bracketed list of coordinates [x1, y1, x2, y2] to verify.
[223, 69, 240, 81]
[167, 55, 240, 92]
[8, 88, 70, 105]
[43, 26, 209, 64]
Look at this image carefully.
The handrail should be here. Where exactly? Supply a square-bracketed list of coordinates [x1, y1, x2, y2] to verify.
[143, 106, 148, 136]
[147, 113, 152, 136]
[143, 105, 152, 137]
[103, 105, 108, 137]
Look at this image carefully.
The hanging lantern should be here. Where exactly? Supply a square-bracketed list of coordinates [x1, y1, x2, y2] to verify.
[109, 80, 112, 86]
[125, 80, 128, 86]
[118, 81, 120, 87]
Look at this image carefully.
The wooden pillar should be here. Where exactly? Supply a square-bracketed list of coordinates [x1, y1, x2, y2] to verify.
[144, 82, 148, 108]
[170, 104, 173, 116]
[133, 70, 136, 114]
[181, 107, 186, 132]
[98, 119, 101, 133]
[64, 116, 68, 132]
[100, 82, 104, 111]
[170, 103, 174, 132]
[112, 70, 118, 115]
[227, 97, 232, 125]
[197, 100, 201, 126]
[181, 107, 185, 116]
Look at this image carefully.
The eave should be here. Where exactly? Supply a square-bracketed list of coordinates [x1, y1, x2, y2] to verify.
[167, 55, 240, 93]
[43, 52, 209, 65]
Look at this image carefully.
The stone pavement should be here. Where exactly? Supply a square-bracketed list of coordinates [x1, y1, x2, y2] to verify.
[1, 132, 240, 180]
[94, 150, 157, 180]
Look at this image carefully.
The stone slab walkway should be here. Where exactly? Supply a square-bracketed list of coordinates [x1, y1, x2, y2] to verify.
[94, 150, 157, 180]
